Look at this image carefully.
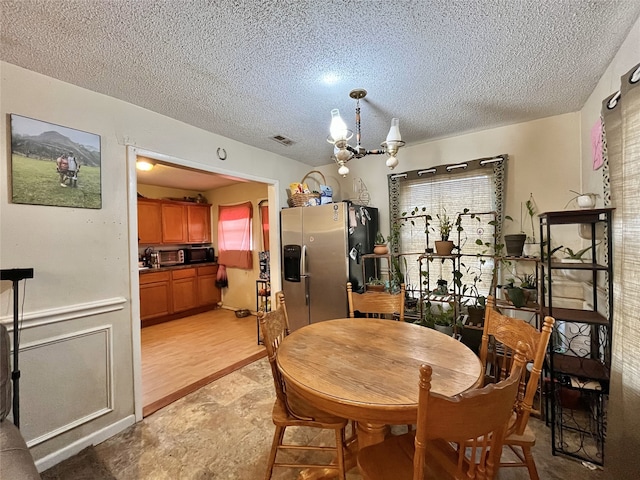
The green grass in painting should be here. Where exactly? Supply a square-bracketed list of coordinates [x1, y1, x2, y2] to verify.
[11, 154, 101, 209]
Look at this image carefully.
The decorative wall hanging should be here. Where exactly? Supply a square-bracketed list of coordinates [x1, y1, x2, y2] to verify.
[10, 114, 102, 209]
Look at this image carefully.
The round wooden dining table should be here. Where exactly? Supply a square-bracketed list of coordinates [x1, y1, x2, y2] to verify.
[276, 318, 483, 449]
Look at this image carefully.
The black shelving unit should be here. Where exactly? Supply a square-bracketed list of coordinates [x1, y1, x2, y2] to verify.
[540, 208, 614, 466]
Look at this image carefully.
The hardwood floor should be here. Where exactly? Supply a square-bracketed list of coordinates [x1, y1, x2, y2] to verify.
[141, 308, 265, 416]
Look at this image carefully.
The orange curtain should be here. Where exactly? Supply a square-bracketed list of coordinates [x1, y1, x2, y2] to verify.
[260, 203, 269, 251]
[217, 202, 253, 269]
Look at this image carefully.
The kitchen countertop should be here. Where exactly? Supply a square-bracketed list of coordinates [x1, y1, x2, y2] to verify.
[139, 262, 218, 274]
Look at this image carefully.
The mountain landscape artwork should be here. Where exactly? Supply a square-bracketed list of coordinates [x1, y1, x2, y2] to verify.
[10, 114, 101, 208]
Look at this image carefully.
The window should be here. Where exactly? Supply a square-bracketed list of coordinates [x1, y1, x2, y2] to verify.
[388, 157, 506, 299]
[217, 202, 253, 269]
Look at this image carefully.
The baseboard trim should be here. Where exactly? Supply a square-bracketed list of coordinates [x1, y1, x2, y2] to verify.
[35, 414, 136, 473]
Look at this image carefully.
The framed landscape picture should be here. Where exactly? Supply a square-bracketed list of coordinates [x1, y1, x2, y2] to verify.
[10, 114, 102, 208]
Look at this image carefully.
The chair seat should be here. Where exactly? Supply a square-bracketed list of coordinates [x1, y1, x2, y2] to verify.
[506, 423, 536, 446]
[272, 398, 348, 428]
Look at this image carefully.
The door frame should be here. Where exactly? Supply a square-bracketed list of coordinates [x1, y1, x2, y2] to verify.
[126, 145, 281, 421]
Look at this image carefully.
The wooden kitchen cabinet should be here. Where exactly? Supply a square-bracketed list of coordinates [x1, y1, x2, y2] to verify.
[197, 265, 220, 306]
[137, 199, 163, 244]
[139, 271, 172, 321]
[138, 199, 211, 245]
[140, 264, 220, 327]
[161, 202, 187, 244]
[187, 204, 212, 243]
[172, 268, 198, 312]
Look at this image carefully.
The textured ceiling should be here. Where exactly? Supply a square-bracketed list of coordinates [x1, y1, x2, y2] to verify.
[2, 0, 639, 172]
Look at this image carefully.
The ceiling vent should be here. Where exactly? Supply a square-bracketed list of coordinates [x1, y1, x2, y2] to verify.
[270, 135, 295, 146]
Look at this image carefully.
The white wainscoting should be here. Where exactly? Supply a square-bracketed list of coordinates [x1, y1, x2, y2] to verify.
[19, 325, 114, 446]
[0, 297, 127, 452]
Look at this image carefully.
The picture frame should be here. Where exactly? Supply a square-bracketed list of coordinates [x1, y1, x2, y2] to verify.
[9, 114, 102, 209]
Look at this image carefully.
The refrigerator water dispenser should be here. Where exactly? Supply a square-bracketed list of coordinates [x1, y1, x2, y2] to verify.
[283, 244, 302, 282]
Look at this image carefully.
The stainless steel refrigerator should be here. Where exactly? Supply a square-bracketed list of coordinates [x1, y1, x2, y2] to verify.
[281, 201, 378, 331]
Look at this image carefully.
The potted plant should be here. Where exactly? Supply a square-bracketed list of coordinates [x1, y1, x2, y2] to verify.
[557, 244, 597, 283]
[522, 193, 539, 257]
[564, 190, 600, 209]
[504, 193, 537, 257]
[434, 209, 455, 255]
[373, 231, 389, 255]
[387, 221, 407, 292]
[365, 276, 386, 292]
[517, 272, 538, 305]
[460, 274, 487, 326]
[453, 260, 487, 356]
[432, 304, 455, 336]
[500, 272, 537, 308]
[414, 300, 436, 328]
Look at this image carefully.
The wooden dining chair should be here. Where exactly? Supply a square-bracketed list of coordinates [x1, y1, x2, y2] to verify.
[478, 295, 555, 480]
[347, 282, 405, 321]
[357, 341, 529, 480]
[258, 291, 349, 480]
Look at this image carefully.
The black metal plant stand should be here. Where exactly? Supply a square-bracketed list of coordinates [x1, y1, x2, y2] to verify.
[1, 267, 34, 429]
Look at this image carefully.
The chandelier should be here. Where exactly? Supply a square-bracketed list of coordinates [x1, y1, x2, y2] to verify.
[327, 88, 405, 177]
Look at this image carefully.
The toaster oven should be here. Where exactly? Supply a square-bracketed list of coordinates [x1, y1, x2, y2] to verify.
[158, 249, 185, 266]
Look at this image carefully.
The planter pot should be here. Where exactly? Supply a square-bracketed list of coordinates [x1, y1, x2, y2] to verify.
[522, 287, 537, 305]
[373, 244, 389, 255]
[434, 324, 454, 336]
[577, 194, 597, 209]
[461, 326, 483, 354]
[366, 284, 385, 292]
[466, 306, 486, 327]
[557, 384, 583, 410]
[522, 242, 539, 257]
[434, 240, 454, 256]
[504, 234, 526, 257]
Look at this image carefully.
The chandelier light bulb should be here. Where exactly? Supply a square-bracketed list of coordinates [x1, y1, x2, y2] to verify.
[386, 155, 399, 169]
[329, 109, 348, 142]
[338, 164, 350, 176]
[386, 118, 401, 143]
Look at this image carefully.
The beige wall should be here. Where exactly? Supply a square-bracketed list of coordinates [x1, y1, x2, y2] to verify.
[331, 112, 583, 251]
[208, 182, 269, 311]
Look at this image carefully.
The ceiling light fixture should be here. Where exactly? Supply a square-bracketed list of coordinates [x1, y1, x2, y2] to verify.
[136, 159, 155, 171]
[327, 88, 405, 177]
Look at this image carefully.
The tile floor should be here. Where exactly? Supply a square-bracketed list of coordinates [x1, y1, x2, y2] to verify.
[42, 358, 607, 479]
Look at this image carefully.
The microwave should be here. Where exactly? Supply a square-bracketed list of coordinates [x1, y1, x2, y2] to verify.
[186, 247, 215, 264]
[158, 249, 185, 267]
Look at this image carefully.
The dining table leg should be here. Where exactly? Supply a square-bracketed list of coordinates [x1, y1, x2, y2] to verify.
[294, 421, 389, 479]
[356, 421, 390, 448]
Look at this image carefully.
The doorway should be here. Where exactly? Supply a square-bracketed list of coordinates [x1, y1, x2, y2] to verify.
[127, 146, 280, 420]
